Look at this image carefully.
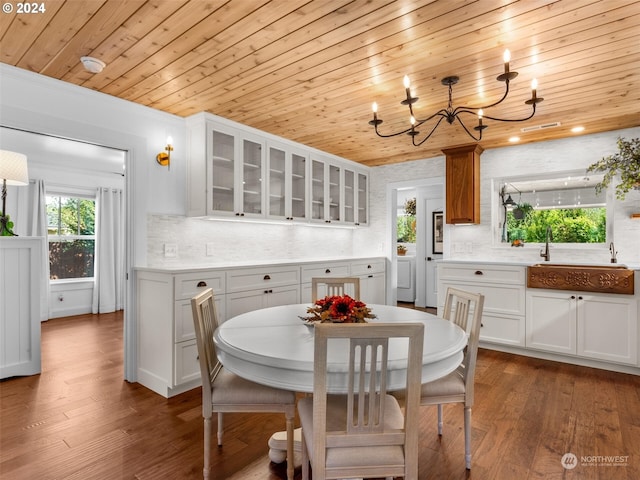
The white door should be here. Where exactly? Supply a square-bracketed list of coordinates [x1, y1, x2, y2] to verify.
[424, 197, 443, 308]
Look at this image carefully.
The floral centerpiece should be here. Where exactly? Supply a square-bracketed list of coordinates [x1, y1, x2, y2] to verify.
[301, 295, 376, 324]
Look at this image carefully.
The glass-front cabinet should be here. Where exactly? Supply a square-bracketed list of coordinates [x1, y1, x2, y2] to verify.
[356, 172, 368, 225]
[241, 136, 263, 217]
[266, 142, 308, 221]
[207, 124, 265, 217]
[209, 129, 235, 214]
[311, 157, 343, 223]
[187, 113, 368, 226]
[311, 159, 325, 221]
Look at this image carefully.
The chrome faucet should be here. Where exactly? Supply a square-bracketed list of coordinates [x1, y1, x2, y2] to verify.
[610, 242, 617, 263]
[540, 226, 552, 261]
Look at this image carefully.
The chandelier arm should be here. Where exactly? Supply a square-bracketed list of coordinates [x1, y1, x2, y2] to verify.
[451, 80, 511, 116]
[476, 103, 537, 123]
[413, 110, 449, 128]
[455, 116, 482, 142]
[373, 124, 414, 138]
[412, 116, 448, 146]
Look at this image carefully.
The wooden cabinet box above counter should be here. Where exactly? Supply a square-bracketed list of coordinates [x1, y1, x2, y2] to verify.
[443, 144, 483, 224]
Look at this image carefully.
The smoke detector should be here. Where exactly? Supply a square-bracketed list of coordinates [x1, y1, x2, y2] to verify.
[80, 56, 106, 74]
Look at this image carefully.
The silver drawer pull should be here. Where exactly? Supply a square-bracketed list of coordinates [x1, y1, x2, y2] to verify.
[197, 281, 207, 287]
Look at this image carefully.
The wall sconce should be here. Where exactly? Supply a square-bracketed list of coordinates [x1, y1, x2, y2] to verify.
[156, 136, 173, 170]
[0, 149, 29, 236]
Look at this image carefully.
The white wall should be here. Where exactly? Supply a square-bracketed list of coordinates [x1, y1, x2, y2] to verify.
[362, 127, 640, 266]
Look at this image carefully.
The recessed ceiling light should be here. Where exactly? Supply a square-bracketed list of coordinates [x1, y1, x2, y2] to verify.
[508, 136, 520, 142]
[571, 126, 585, 133]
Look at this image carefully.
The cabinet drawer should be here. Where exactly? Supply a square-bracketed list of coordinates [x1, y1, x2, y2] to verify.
[439, 281, 526, 317]
[301, 263, 350, 283]
[438, 263, 525, 285]
[227, 265, 300, 292]
[174, 340, 201, 387]
[351, 259, 385, 276]
[175, 295, 225, 342]
[174, 271, 225, 299]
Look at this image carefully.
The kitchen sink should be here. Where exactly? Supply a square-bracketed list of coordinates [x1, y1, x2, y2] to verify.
[527, 263, 635, 294]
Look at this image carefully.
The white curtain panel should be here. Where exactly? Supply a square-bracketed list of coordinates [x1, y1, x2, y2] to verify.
[12, 179, 50, 321]
[92, 187, 124, 314]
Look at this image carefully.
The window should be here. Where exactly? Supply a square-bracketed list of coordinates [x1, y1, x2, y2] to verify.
[47, 195, 96, 280]
[500, 173, 607, 244]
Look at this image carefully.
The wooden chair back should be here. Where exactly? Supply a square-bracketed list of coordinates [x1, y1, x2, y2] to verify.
[312, 322, 424, 479]
[311, 276, 360, 301]
[441, 287, 485, 404]
[191, 288, 222, 414]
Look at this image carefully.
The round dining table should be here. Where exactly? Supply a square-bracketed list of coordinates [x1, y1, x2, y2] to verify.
[214, 303, 467, 393]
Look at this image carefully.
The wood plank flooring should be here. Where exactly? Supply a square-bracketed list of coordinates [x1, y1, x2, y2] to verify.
[1, 311, 639, 479]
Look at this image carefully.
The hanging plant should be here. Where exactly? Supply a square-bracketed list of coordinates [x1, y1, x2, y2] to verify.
[512, 202, 533, 220]
[404, 197, 416, 216]
[587, 137, 640, 200]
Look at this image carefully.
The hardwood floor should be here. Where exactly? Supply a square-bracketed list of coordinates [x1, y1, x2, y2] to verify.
[1, 312, 639, 479]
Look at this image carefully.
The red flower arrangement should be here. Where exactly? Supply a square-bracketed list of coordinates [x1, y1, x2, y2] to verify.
[301, 295, 376, 324]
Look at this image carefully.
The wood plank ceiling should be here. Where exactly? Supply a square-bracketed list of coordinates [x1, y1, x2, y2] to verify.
[1, 0, 639, 166]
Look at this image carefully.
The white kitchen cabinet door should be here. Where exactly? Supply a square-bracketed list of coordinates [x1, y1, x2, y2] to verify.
[526, 290, 576, 355]
[577, 294, 637, 365]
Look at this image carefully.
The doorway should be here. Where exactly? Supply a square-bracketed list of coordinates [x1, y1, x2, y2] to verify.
[387, 178, 444, 308]
[0, 126, 129, 370]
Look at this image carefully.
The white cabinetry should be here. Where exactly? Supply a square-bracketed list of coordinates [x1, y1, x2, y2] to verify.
[310, 156, 342, 223]
[0, 238, 42, 379]
[136, 257, 386, 397]
[225, 265, 300, 318]
[526, 289, 637, 365]
[136, 270, 225, 397]
[206, 122, 265, 218]
[300, 259, 386, 304]
[266, 141, 308, 221]
[187, 112, 368, 226]
[437, 262, 526, 347]
[351, 259, 386, 304]
[301, 261, 351, 301]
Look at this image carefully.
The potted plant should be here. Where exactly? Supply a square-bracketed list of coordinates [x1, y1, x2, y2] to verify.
[512, 202, 533, 220]
[397, 244, 407, 256]
[587, 137, 640, 200]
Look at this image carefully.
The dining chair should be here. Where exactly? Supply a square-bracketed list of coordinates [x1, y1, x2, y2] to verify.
[298, 322, 424, 480]
[311, 276, 360, 301]
[191, 288, 296, 480]
[421, 287, 485, 470]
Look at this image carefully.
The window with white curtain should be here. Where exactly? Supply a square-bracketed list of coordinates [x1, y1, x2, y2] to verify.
[46, 194, 96, 280]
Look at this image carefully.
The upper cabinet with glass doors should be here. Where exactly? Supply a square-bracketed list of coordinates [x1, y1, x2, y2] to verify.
[311, 156, 343, 224]
[206, 122, 265, 218]
[186, 113, 368, 226]
[267, 142, 308, 221]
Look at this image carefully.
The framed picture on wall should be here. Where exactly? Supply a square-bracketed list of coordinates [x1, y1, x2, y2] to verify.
[433, 211, 443, 254]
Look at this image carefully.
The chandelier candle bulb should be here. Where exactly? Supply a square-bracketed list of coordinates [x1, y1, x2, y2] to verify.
[531, 78, 538, 100]
[503, 49, 511, 74]
[478, 109, 483, 127]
